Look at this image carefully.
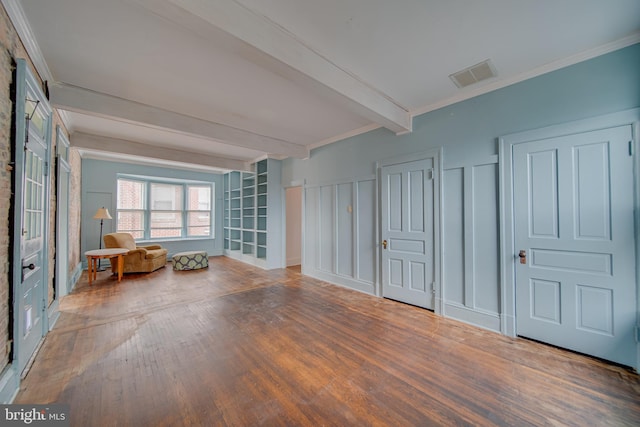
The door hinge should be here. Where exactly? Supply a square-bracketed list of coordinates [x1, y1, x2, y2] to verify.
[629, 141, 634, 156]
[44, 161, 49, 176]
[427, 168, 434, 180]
[636, 326, 640, 343]
[431, 282, 436, 294]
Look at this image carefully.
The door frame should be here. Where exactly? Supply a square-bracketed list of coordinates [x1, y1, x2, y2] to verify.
[54, 125, 71, 299]
[498, 108, 640, 369]
[377, 148, 444, 314]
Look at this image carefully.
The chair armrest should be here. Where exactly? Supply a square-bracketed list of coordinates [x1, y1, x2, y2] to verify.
[139, 245, 163, 250]
[127, 248, 148, 258]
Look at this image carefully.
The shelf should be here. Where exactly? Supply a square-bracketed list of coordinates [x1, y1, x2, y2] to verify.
[243, 230, 254, 243]
[256, 246, 267, 259]
[257, 160, 267, 175]
[256, 232, 266, 246]
[224, 159, 273, 264]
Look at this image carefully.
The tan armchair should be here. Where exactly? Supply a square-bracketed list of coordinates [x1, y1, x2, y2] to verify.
[103, 232, 168, 274]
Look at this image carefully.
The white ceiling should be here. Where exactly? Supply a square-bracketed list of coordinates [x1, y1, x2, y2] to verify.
[7, 0, 640, 171]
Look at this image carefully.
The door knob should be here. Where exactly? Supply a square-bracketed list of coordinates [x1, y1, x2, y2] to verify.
[518, 250, 526, 264]
[382, 240, 388, 249]
[22, 263, 35, 270]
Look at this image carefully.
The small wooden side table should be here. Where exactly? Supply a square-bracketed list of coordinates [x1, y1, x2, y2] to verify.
[85, 248, 129, 285]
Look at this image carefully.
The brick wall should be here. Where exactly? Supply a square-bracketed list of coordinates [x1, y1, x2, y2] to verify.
[0, 4, 80, 372]
[68, 148, 82, 274]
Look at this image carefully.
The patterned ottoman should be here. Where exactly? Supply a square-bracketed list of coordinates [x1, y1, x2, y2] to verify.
[172, 251, 209, 271]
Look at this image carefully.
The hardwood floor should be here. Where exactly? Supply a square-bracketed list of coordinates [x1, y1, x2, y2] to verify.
[15, 257, 640, 426]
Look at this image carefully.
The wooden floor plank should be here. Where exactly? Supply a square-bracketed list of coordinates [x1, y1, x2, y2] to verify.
[14, 257, 640, 426]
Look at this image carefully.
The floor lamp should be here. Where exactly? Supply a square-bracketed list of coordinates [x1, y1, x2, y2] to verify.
[93, 207, 112, 271]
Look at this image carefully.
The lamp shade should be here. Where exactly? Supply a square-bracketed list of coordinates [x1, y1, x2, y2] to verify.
[93, 207, 112, 220]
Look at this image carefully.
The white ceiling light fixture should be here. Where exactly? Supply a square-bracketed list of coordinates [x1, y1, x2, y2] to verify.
[449, 59, 498, 88]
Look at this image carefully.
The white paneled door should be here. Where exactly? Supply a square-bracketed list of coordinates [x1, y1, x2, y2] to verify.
[513, 125, 636, 367]
[381, 155, 438, 309]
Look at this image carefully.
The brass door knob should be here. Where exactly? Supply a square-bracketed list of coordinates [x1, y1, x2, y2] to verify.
[382, 240, 388, 249]
[518, 250, 526, 264]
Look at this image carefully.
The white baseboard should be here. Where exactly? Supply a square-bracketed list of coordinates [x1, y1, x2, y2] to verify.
[304, 268, 375, 295]
[443, 302, 501, 332]
[69, 262, 83, 292]
[286, 257, 301, 267]
[0, 364, 19, 403]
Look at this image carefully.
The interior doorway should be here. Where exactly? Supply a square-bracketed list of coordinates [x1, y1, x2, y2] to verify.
[285, 187, 302, 267]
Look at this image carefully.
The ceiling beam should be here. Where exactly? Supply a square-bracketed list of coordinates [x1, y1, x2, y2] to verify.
[71, 132, 250, 172]
[130, 0, 412, 134]
[51, 83, 309, 159]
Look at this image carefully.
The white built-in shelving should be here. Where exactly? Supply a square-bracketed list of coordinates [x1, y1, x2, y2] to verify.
[223, 159, 282, 269]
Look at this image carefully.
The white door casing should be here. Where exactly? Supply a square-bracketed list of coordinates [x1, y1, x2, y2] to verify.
[55, 126, 71, 298]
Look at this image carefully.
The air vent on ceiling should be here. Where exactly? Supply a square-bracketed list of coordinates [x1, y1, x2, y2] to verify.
[449, 59, 497, 88]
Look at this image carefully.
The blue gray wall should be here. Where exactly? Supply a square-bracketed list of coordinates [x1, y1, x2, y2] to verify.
[81, 159, 223, 267]
[283, 43, 640, 331]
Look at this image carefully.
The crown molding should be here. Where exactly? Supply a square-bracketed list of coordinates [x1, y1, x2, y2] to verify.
[1, 0, 53, 82]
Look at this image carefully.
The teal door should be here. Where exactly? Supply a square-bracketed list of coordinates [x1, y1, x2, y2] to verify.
[381, 154, 438, 309]
[513, 125, 636, 366]
[12, 59, 52, 374]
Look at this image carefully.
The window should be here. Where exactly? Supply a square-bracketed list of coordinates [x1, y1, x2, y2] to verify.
[117, 179, 145, 239]
[150, 183, 183, 238]
[187, 185, 211, 237]
[117, 176, 214, 240]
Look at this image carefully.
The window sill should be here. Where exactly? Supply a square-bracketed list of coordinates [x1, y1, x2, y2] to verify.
[136, 236, 216, 245]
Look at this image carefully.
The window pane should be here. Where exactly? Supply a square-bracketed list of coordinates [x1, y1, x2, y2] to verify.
[150, 228, 182, 238]
[128, 230, 144, 239]
[150, 211, 182, 229]
[117, 211, 144, 233]
[118, 180, 145, 209]
[188, 212, 210, 236]
[151, 183, 182, 210]
[188, 185, 211, 211]
[188, 211, 210, 227]
[188, 227, 210, 237]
